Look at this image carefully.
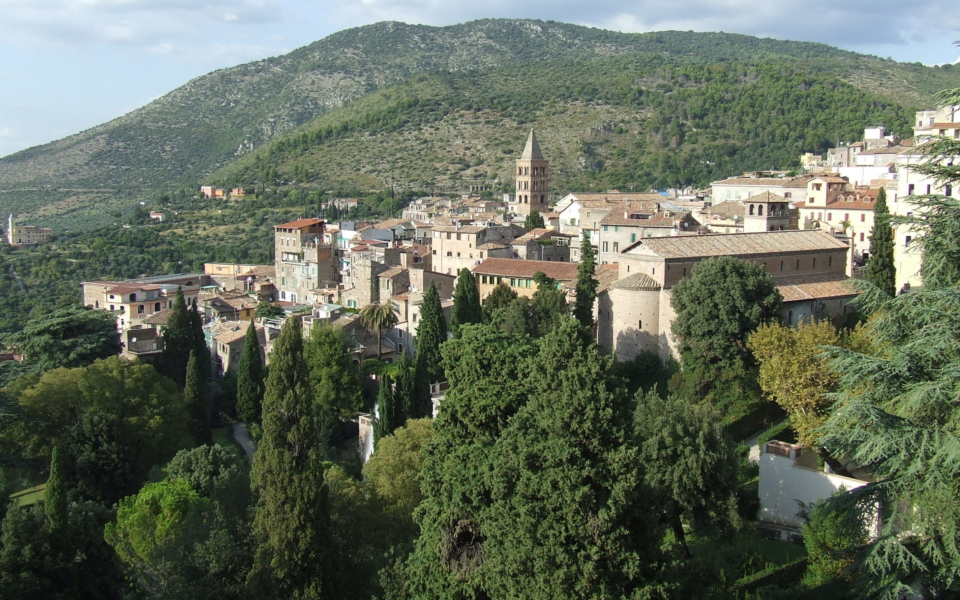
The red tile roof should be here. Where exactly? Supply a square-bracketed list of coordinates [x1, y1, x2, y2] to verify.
[472, 258, 580, 281]
[275, 218, 324, 230]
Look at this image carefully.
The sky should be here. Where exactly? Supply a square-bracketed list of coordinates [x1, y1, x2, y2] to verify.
[1, 0, 959, 159]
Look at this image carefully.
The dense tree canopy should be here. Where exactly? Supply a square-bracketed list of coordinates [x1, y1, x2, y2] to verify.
[670, 256, 782, 405]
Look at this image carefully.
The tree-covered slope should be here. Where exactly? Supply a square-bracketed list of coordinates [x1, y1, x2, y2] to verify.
[2, 19, 959, 227]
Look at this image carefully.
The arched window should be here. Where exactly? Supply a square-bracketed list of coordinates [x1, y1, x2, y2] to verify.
[155, 302, 161, 311]
[749, 204, 755, 215]
[758, 205, 764, 216]
[129, 293, 136, 302]
[788, 310, 793, 325]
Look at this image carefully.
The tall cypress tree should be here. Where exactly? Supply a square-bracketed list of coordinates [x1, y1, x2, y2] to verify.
[247, 317, 331, 599]
[185, 350, 212, 445]
[573, 230, 598, 328]
[236, 321, 264, 423]
[189, 304, 210, 381]
[865, 187, 896, 297]
[45, 447, 70, 556]
[413, 282, 446, 418]
[450, 268, 482, 338]
[394, 349, 416, 425]
[160, 288, 192, 387]
[373, 375, 397, 444]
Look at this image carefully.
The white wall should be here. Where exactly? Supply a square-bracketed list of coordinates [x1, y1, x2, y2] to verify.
[759, 445, 868, 528]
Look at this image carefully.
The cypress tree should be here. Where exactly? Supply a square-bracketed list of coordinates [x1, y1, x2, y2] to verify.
[185, 350, 212, 445]
[160, 288, 192, 387]
[413, 282, 446, 418]
[189, 303, 210, 380]
[236, 321, 264, 423]
[450, 268, 482, 338]
[573, 230, 598, 328]
[865, 187, 896, 297]
[394, 349, 415, 425]
[45, 447, 70, 557]
[373, 375, 396, 444]
[247, 317, 331, 599]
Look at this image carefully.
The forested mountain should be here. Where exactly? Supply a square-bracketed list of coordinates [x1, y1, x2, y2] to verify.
[2, 19, 959, 228]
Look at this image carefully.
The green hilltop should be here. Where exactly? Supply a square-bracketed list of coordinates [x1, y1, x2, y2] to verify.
[2, 19, 959, 228]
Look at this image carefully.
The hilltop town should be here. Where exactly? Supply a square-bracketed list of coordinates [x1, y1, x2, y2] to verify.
[1, 32, 959, 599]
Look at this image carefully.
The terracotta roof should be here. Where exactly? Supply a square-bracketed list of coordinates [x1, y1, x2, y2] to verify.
[378, 267, 406, 279]
[701, 201, 745, 219]
[826, 195, 876, 211]
[613, 273, 662, 291]
[775, 274, 858, 303]
[600, 210, 696, 228]
[106, 284, 163, 296]
[142, 308, 174, 326]
[563, 194, 663, 209]
[854, 147, 905, 156]
[596, 264, 624, 293]
[472, 258, 580, 281]
[626, 230, 848, 259]
[924, 122, 960, 129]
[275, 218, 324, 230]
[214, 323, 263, 345]
[478, 242, 510, 250]
[432, 225, 488, 234]
[374, 218, 415, 229]
[241, 265, 275, 279]
[713, 175, 817, 188]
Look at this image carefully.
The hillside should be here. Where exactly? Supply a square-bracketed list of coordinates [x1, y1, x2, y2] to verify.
[2, 19, 959, 228]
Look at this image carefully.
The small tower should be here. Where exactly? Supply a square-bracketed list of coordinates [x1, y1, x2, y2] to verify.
[515, 130, 549, 217]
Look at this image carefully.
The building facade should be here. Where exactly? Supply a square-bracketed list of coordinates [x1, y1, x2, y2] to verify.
[274, 218, 339, 305]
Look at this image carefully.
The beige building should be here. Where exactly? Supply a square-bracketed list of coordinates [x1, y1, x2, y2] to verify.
[510, 130, 549, 217]
[796, 188, 879, 271]
[472, 258, 580, 301]
[6, 215, 52, 246]
[431, 225, 517, 275]
[597, 210, 699, 265]
[82, 273, 211, 336]
[213, 322, 266, 377]
[597, 230, 857, 362]
[274, 218, 339, 305]
[711, 174, 816, 203]
[511, 228, 573, 262]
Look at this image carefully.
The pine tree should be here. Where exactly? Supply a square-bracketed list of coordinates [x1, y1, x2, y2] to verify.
[236, 321, 264, 423]
[413, 281, 447, 418]
[160, 288, 192, 387]
[865, 187, 896, 297]
[450, 268, 482, 338]
[248, 317, 331, 599]
[573, 230, 598, 328]
[184, 350, 212, 445]
[523, 210, 545, 230]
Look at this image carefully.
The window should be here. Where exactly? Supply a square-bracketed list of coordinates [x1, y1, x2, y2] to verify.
[446, 232, 451, 240]
[946, 185, 953, 197]
[398, 330, 403, 338]
[129, 293, 136, 302]
[630, 233, 636, 243]
[603, 225, 608, 232]
[788, 310, 793, 325]
[861, 214, 865, 222]
[613, 242, 619, 252]
[110, 305, 115, 311]
[615, 226, 619, 233]
[908, 183, 915, 195]
[780, 261, 784, 272]
[905, 235, 912, 246]
[758, 205, 764, 216]
[749, 204, 755, 215]
[602, 242, 609, 252]
[154, 302, 161, 311]
[813, 183, 822, 191]
[827, 213, 832, 220]
[510, 278, 516, 287]
[844, 213, 850, 222]
[652, 267, 655, 275]
[638, 320, 642, 329]
[138, 305, 144, 314]
[828, 256, 833, 267]
[926, 185, 932, 195]
[796, 259, 800, 270]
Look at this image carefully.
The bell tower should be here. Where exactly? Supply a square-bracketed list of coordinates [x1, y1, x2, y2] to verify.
[515, 130, 548, 217]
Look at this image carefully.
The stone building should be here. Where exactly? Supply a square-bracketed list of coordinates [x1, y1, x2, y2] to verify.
[431, 225, 516, 275]
[510, 130, 550, 217]
[597, 230, 857, 362]
[597, 210, 700, 265]
[274, 218, 338, 305]
[6, 215, 52, 246]
[510, 228, 573, 262]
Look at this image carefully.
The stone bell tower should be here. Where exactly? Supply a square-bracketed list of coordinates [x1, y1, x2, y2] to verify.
[515, 129, 549, 217]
